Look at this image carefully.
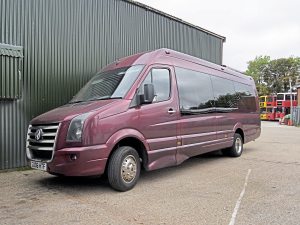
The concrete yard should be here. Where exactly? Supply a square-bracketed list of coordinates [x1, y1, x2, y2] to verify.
[0, 121, 299, 225]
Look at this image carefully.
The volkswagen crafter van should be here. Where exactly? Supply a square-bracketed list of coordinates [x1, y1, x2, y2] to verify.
[27, 49, 261, 191]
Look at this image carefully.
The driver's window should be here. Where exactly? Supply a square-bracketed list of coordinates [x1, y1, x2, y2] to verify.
[139, 68, 171, 102]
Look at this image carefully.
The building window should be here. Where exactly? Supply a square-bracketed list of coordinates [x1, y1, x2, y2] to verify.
[0, 43, 23, 100]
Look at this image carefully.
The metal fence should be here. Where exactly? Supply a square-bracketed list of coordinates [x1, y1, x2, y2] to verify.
[292, 107, 300, 126]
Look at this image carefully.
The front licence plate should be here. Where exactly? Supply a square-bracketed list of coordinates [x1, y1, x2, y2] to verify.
[31, 161, 47, 171]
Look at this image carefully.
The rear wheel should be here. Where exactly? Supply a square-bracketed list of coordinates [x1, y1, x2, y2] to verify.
[107, 146, 141, 192]
[222, 133, 243, 157]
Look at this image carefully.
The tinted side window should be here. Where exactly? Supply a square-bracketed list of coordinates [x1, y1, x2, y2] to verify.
[211, 76, 236, 109]
[175, 67, 214, 113]
[140, 68, 170, 102]
[234, 82, 257, 112]
[234, 82, 251, 97]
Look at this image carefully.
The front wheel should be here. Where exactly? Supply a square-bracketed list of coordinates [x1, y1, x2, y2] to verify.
[222, 133, 243, 157]
[107, 146, 141, 192]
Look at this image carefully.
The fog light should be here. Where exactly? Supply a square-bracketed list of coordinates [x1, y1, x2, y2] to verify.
[70, 154, 77, 161]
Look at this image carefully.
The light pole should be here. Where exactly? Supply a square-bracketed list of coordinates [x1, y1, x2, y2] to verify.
[289, 77, 293, 124]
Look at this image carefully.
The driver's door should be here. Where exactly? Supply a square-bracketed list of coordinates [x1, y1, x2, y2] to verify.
[136, 65, 180, 170]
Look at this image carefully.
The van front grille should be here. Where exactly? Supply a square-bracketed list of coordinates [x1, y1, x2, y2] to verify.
[26, 123, 60, 161]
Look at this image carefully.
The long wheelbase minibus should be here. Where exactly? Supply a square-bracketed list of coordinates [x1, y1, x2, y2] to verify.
[27, 49, 261, 191]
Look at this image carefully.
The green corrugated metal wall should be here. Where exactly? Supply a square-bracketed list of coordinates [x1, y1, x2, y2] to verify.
[0, 0, 225, 169]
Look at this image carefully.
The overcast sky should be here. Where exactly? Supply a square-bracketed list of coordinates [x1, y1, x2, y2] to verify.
[137, 0, 300, 71]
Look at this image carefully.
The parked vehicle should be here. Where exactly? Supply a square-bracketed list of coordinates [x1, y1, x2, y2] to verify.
[259, 96, 267, 108]
[259, 95, 268, 120]
[26, 49, 261, 191]
[266, 95, 277, 121]
[260, 107, 267, 120]
[259, 95, 267, 120]
[276, 92, 297, 120]
[267, 107, 277, 121]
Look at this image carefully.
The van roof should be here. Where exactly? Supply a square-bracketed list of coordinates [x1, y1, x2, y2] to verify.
[102, 48, 252, 81]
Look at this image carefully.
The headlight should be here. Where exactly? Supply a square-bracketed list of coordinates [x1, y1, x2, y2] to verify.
[66, 113, 90, 142]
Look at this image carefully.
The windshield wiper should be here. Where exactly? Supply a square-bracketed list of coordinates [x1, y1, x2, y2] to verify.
[68, 100, 85, 104]
[69, 96, 123, 104]
[87, 96, 123, 101]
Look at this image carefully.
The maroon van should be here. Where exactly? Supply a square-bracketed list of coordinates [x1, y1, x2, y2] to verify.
[27, 49, 261, 191]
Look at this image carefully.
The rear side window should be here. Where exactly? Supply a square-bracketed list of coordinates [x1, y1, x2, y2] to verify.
[234, 82, 252, 97]
[234, 82, 257, 112]
[175, 67, 214, 113]
[211, 76, 236, 109]
[140, 68, 170, 102]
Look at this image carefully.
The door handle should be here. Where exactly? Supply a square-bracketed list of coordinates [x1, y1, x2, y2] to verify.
[168, 108, 176, 114]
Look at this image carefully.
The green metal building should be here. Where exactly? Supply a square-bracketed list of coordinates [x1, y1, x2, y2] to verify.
[0, 0, 225, 170]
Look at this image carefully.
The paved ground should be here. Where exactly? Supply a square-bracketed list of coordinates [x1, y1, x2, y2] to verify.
[0, 121, 299, 225]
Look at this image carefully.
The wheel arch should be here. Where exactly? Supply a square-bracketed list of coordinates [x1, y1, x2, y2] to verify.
[105, 129, 150, 172]
[111, 137, 148, 169]
[235, 128, 244, 143]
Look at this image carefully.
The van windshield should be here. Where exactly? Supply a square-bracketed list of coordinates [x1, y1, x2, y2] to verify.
[70, 65, 144, 103]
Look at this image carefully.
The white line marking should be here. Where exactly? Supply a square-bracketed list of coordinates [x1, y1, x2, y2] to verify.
[228, 169, 252, 225]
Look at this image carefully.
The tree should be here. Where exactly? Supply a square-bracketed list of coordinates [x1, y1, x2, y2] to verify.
[245, 56, 271, 95]
[246, 56, 300, 96]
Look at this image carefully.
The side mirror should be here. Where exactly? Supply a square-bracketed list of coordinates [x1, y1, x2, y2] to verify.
[143, 83, 155, 103]
[136, 83, 155, 106]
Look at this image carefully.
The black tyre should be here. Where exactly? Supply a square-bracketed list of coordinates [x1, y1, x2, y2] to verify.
[107, 146, 141, 192]
[222, 133, 243, 157]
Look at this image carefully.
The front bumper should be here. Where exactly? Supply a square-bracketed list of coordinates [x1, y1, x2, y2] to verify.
[47, 144, 108, 176]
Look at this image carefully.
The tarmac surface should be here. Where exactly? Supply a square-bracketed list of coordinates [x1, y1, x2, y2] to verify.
[0, 121, 299, 225]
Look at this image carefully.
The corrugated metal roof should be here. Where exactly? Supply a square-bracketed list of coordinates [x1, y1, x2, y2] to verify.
[0, 43, 23, 58]
[124, 0, 226, 41]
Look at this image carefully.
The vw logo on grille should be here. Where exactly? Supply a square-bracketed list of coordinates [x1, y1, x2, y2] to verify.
[35, 129, 43, 141]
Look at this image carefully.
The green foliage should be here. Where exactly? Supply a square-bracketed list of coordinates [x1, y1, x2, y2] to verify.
[246, 56, 300, 96]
